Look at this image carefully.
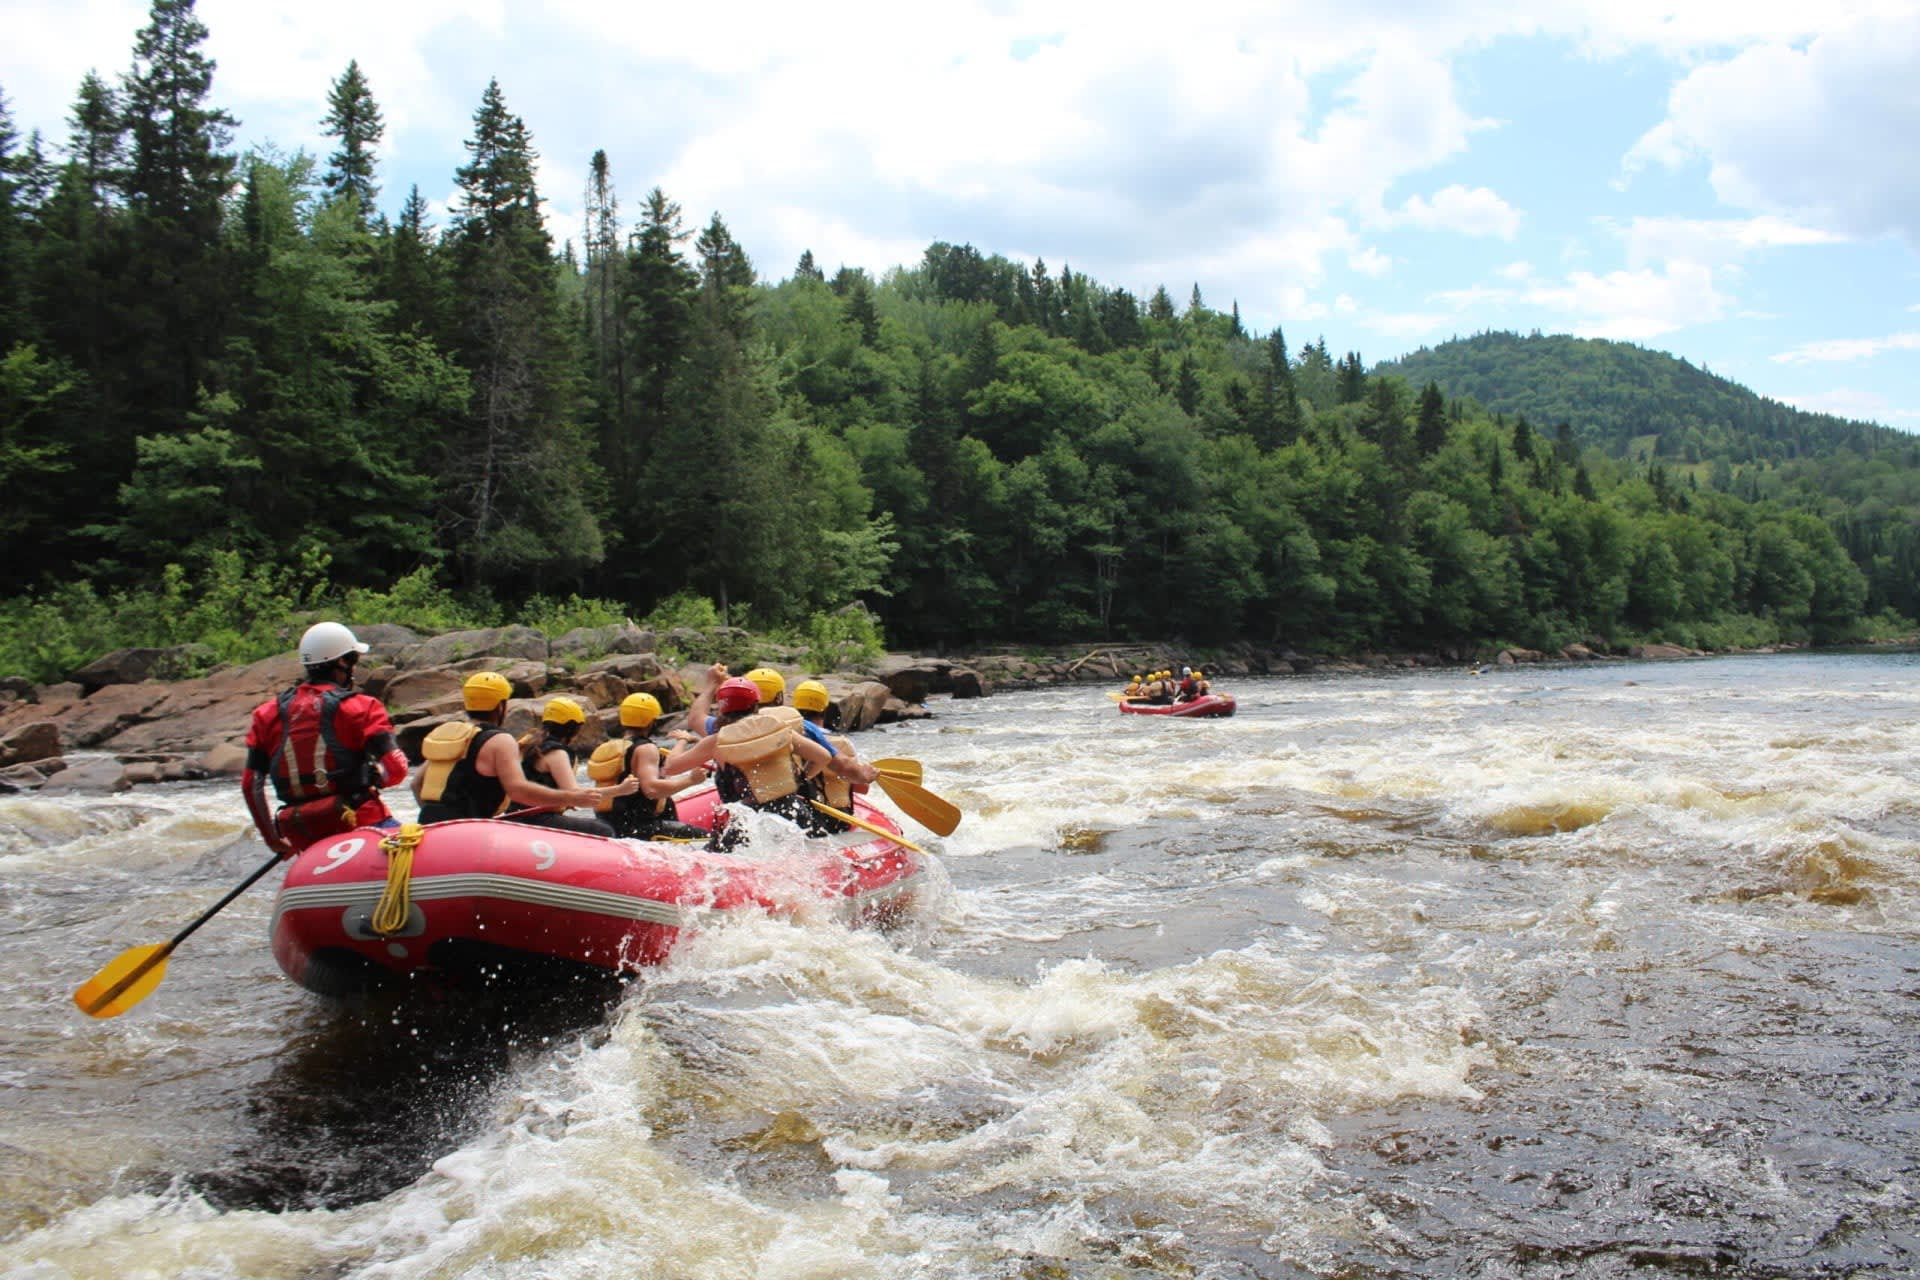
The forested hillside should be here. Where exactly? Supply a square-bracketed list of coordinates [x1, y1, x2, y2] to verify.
[1378, 333, 1920, 621]
[0, 0, 1909, 681]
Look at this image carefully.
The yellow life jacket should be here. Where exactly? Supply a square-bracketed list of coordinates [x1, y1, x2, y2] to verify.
[418, 721, 483, 804]
[715, 711, 801, 803]
[821, 733, 856, 810]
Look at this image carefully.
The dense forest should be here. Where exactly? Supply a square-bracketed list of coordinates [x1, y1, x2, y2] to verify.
[0, 0, 1911, 681]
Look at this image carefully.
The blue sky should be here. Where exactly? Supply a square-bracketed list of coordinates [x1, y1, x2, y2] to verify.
[6, 0, 1917, 429]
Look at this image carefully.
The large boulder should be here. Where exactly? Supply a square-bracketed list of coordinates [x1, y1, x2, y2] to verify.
[40, 757, 130, 793]
[0, 721, 60, 767]
[394, 625, 550, 670]
[843, 681, 894, 731]
[551, 624, 654, 661]
[70, 645, 214, 691]
[567, 670, 630, 712]
[198, 741, 248, 776]
[382, 668, 469, 718]
[585, 653, 667, 687]
[348, 623, 423, 659]
[869, 656, 963, 705]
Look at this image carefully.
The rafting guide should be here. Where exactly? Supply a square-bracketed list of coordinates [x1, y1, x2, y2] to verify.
[242, 622, 411, 857]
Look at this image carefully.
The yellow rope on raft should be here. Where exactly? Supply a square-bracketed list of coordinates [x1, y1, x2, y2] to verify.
[371, 823, 424, 937]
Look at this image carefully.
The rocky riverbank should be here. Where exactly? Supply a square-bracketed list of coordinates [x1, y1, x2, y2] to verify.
[0, 624, 1702, 795]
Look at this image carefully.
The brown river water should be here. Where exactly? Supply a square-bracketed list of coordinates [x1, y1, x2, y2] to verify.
[1, 653, 1916, 1278]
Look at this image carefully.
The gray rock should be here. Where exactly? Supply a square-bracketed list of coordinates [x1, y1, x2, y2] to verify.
[40, 757, 130, 793]
[552, 624, 654, 659]
[395, 625, 551, 670]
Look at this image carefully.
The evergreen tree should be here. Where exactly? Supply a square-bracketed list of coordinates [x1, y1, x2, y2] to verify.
[846, 277, 880, 347]
[1414, 380, 1447, 456]
[117, 0, 238, 434]
[694, 210, 756, 341]
[582, 149, 621, 424]
[1335, 351, 1367, 404]
[1147, 285, 1176, 324]
[1174, 354, 1200, 415]
[1030, 257, 1055, 334]
[319, 59, 383, 219]
[0, 89, 29, 347]
[794, 248, 824, 281]
[442, 79, 601, 590]
[382, 184, 438, 335]
[620, 186, 696, 459]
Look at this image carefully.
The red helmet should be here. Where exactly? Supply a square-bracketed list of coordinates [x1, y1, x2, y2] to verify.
[714, 677, 762, 714]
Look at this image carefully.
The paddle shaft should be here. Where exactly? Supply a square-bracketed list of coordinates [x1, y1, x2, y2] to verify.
[80, 849, 285, 1013]
[808, 799, 924, 853]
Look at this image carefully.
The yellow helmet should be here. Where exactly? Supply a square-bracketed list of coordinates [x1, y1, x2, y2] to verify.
[462, 671, 512, 712]
[620, 692, 662, 728]
[587, 739, 627, 782]
[542, 696, 586, 727]
[792, 679, 830, 712]
[744, 667, 785, 705]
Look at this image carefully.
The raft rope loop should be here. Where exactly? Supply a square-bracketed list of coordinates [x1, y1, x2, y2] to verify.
[371, 822, 423, 937]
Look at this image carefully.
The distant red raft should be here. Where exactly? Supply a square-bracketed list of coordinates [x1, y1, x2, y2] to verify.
[1116, 693, 1237, 718]
[269, 783, 923, 995]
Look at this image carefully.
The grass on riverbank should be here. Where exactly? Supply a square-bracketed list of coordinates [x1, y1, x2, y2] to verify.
[0, 555, 887, 685]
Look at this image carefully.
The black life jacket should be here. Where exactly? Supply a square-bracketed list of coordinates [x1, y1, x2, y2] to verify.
[605, 741, 680, 830]
[267, 685, 365, 806]
[417, 724, 509, 821]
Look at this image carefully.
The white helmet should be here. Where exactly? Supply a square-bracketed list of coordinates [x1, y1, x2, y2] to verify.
[299, 621, 370, 666]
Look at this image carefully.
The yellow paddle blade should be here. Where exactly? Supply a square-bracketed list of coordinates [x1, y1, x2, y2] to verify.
[872, 772, 962, 837]
[73, 943, 173, 1019]
[1106, 690, 1127, 702]
[808, 799, 925, 853]
[868, 757, 922, 784]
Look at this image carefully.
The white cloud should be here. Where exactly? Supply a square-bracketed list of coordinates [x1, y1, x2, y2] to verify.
[1523, 261, 1726, 340]
[1496, 260, 1534, 281]
[1388, 184, 1521, 239]
[1349, 247, 1393, 276]
[1781, 387, 1920, 426]
[1363, 310, 1452, 340]
[1771, 332, 1920, 365]
[1623, 12, 1920, 246]
[1615, 214, 1846, 269]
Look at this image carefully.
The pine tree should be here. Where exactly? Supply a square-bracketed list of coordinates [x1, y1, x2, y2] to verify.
[1414, 380, 1447, 456]
[117, 0, 238, 432]
[582, 149, 621, 422]
[1031, 258, 1055, 334]
[794, 248, 823, 281]
[442, 79, 601, 590]
[694, 210, 755, 341]
[320, 60, 383, 220]
[382, 184, 438, 335]
[621, 186, 696, 452]
[846, 278, 880, 347]
[1336, 351, 1367, 404]
[0, 89, 29, 347]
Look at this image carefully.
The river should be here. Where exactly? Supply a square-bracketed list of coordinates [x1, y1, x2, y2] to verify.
[2, 653, 1916, 1278]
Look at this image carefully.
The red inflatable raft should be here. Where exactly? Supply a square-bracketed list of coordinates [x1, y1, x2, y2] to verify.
[1116, 693, 1237, 718]
[269, 783, 924, 995]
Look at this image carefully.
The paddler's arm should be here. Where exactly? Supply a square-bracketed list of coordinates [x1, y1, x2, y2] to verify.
[789, 730, 833, 780]
[635, 747, 704, 799]
[478, 733, 600, 810]
[241, 708, 294, 857]
[681, 662, 727, 743]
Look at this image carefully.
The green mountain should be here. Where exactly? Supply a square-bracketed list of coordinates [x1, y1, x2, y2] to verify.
[1376, 331, 1909, 467]
[1376, 331, 1920, 621]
